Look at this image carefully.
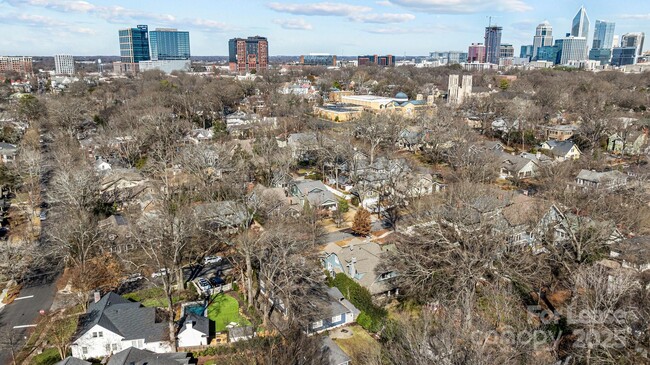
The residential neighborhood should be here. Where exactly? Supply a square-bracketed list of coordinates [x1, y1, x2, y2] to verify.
[1, 4, 650, 365]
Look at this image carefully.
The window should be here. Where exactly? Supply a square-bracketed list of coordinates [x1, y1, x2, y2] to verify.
[105, 344, 111, 352]
[331, 315, 342, 323]
[92, 332, 97, 338]
[312, 320, 323, 329]
[98, 331, 103, 337]
[82, 347, 88, 355]
[112, 344, 118, 351]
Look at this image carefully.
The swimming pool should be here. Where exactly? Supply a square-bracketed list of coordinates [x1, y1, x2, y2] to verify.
[184, 304, 206, 317]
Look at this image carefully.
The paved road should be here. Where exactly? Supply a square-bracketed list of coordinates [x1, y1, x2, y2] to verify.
[0, 271, 58, 364]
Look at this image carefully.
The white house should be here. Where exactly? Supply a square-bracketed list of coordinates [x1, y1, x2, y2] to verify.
[177, 313, 210, 348]
[540, 140, 581, 161]
[70, 292, 172, 359]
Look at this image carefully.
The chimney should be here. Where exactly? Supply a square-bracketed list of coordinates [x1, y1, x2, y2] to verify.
[94, 291, 101, 303]
[186, 320, 193, 330]
[536, 151, 542, 159]
[349, 258, 357, 278]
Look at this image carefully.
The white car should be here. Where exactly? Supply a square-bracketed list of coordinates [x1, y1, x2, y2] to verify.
[196, 278, 212, 292]
[151, 268, 169, 278]
[122, 273, 144, 283]
[203, 256, 223, 265]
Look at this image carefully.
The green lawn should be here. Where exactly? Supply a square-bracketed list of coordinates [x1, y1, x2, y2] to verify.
[207, 294, 250, 332]
[122, 287, 181, 308]
[32, 348, 61, 365]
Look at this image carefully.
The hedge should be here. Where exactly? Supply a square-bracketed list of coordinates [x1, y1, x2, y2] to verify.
[327, 272, 386, 332]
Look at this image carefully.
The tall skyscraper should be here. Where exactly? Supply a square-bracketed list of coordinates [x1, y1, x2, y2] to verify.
[118, 25, 150, 63]
[468, 43, 486, 63]
[532, 21, 553, 60]
[592, 20, 615, 49]
[149, 28, 190, 60]
[571, 6, 590, 39]
[589, 20, 615, 65]
[54, 54, 75, 75]
[621, 33, 645, 55]
[484, 26, 502, 65]
[228, 36, 268, 73]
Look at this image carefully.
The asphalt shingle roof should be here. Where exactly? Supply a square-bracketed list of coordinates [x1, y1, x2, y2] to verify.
[107, 347, 193, 365]
[75, 292, 167, 344]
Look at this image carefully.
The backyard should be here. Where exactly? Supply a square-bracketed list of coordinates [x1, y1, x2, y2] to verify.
[207, 294, 250, 332]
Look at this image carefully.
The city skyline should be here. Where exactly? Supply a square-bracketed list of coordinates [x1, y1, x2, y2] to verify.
[1, 0, 650, 56]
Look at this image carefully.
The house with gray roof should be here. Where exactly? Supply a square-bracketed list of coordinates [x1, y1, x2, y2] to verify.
[308, 287, 359, 334]
[289, 179, 338, 211]
[575, 169, 628, 190]
[321, 238, 398, 297]
[322, 337, 351, 365]
[70, 292, 172, 359]
[540, 140, 581, 161]
[177, 313, 210, 348]
[0, 142, 17, 163]
[106, 347, 196, 365]
[55, 357, 92, 365]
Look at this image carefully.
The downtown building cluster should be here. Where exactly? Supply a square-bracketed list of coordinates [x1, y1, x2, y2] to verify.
[115, 24, 191, 74]
[517, 6, 646, 68]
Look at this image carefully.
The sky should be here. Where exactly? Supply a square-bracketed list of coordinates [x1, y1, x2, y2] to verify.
[0, 0, 649, 56]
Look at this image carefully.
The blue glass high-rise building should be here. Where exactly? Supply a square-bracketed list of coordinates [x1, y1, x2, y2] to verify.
[484, 26, 502, 65]
[119, 25, 150, 63]
[149, 28, 191, 60]
[592, 20, 615, 49]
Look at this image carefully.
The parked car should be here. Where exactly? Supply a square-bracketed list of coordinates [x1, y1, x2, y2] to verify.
[197, 278, 212, 292]
[203, 256, 222, 265]
[210, 276, 225, 286]
[151, 268, 169, 278]
[39, 211, 47, 221]
[122, 273, 144, 283]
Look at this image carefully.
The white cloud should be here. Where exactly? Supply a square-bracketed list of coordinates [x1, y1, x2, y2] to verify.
[366, 24, 449, 34]
[618, 14, 650, 20]
[0, 11, 97, 34]
[273, 18, 313, 30]
[268, 2, 372, 16]
[5, 0, 231, 31]
[387, 0, 532, 14]
[350, 13, 415, 23]
[376, 1, 393, 6]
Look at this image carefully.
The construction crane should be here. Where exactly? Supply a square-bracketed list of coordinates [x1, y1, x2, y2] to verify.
[487, 15, 501, 27]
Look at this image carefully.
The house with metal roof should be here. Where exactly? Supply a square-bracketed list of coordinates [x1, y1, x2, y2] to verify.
[70, 292, 172, 359]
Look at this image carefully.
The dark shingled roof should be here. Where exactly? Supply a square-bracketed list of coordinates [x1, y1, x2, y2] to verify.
[107, 347, 194, 365]
[178, 312, 210, 336]
[322, 336, 351, 365]
[55, 357, 92, 365]
[74, 292, 167, 344]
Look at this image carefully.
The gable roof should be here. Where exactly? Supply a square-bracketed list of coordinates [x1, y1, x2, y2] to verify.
[55, 357, 92, 365]
[541, 140, 579, 157]
[322, 336, 351, 365]
[75, 292, 167, 344]
[178, 312, 209, 336]
[292, 180, 337, 206]
[107, 347, 193, 365]
[576, 169, 627, 184]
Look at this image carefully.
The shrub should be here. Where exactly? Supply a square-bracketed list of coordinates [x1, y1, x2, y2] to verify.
[328, 273, 386, 332]
[32, 348, 61, 365]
